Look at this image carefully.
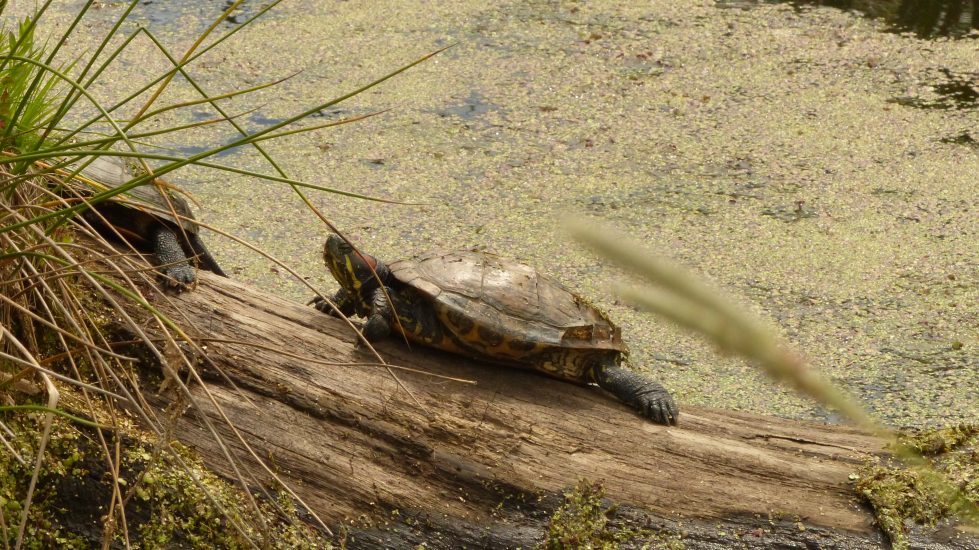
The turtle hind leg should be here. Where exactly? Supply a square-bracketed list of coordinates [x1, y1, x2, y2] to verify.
[150, 225, 196, 288]
[591, 360, 678, 425]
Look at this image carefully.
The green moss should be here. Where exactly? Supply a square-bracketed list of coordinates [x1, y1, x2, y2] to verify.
[0, 413, 90, 549]
[121, 440, 331, 549]
[854, 424, 979, 550]
[129, 442, 237, 547]
[0, 394, 330, 548]
[899, 424, 979, 456]
[541, 479, 683, 550]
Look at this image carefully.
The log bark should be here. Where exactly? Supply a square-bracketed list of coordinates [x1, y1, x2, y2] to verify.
[120, 272, 975, 549]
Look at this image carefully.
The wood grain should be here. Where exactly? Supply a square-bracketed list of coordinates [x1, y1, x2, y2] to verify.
[119, 272, 974, 548]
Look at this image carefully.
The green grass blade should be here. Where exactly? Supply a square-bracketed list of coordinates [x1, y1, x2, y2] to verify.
[41, 1, 142, 145]
[126, 0, 248, 125]
[52, 0, 288, 147]
[130, 73, 297, 127]
[0, 404, 107, 429]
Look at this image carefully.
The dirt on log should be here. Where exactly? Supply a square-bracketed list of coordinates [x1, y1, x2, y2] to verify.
[114, 272, 972, 549]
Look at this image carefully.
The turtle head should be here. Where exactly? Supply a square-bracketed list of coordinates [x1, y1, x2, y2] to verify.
[323, 234, 383, 294]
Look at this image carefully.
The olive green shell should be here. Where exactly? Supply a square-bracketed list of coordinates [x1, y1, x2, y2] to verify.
[388, 251, 625, 382]
[70, 156, 198, 233]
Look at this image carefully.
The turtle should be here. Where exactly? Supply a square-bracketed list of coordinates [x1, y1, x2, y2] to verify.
[64, 156, 227, 288]
[311, 234, 678, 425]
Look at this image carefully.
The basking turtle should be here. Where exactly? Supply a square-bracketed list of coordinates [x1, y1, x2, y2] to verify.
[64, 156, 226, 288]
[312, 235, 678, 425]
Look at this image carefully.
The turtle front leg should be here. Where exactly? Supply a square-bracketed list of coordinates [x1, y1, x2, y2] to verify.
[150, 225, 196, 288]
[591, 361, 678, 425]
[311, 287, 394, 344]
[313, 288, 357, 318]
[361, 287, 394, 342]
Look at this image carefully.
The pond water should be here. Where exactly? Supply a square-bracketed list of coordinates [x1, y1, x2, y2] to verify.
[719, 0, 978, 38]
[23, 0, 979, 429]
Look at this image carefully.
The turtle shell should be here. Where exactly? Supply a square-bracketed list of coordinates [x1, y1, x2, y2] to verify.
[388, 250, 625, 382]
[69, 156, 198, 233]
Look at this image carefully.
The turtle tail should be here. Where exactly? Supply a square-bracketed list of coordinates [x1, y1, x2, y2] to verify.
[187, 233, 227, 277]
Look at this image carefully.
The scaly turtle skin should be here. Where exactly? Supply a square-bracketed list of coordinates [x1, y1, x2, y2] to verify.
[67, 156, 226, 288]
[312, 234, 678, 425]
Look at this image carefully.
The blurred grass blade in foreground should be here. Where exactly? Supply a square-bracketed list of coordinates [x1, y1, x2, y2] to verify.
[566, 218, 979, 536]
[566, 218, 873, 428]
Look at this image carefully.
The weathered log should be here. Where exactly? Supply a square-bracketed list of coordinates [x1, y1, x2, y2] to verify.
[121, 272, 975, 549]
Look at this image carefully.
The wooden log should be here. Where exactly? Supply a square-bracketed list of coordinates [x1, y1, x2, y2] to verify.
[121, 272, 974, 548]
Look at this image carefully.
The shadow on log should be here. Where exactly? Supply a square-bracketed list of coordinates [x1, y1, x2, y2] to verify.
[120, 272, 975, 549]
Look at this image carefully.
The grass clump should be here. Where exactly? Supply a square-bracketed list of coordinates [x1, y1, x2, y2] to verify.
[0, 16, 63, 156]
[0, 0, 434, 543]
[855, 424, 979, 550]
[542, 479, 683, 550]
[0, 0, 362, 544]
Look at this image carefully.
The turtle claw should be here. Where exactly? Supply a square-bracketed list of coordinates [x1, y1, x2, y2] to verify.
[630, 388, 677, 425]
[310, 296, 335, 316]
[645, 396, 679, 426]
[635, 391, 678, 426]
[162, 265, 196, 290]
